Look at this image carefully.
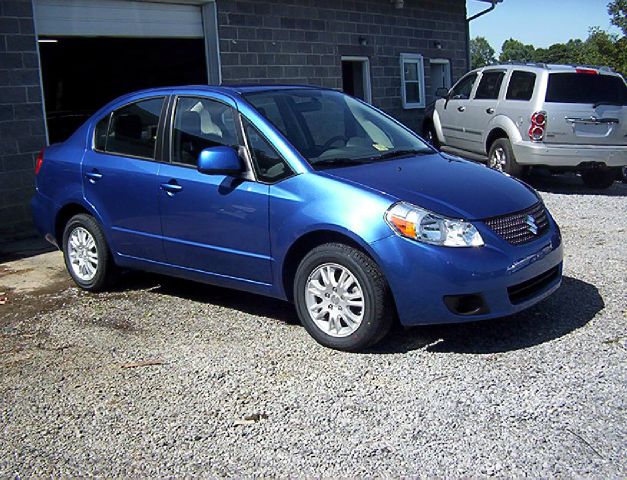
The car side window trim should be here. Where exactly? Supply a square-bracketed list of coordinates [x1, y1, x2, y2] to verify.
[91, 95, 167, 163]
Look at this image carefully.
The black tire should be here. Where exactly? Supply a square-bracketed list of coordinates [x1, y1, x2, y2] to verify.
[62, 213, 117, 291]
[293, 243, 394, 352]
[423, 124, 440, 149]
[581, 168, 618, 189]
[488, 138, 524, 177]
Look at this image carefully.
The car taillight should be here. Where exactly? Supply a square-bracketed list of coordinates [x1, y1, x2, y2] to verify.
[35, 148, 44, 175]
[529, 111, 546, 142]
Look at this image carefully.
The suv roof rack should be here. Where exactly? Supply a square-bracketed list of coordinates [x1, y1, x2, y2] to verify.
[491, 62, 615, 73]
[495, 61, 549, 68]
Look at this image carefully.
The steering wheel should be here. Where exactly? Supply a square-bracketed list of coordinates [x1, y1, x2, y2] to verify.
[322, 135, 348, 150]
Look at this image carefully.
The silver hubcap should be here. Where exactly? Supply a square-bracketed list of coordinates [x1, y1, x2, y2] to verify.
[426, 130, 434, 144]
[304, 263, 365, 338]
[490, 147, 506, 172]
[68, 226, 98, 282]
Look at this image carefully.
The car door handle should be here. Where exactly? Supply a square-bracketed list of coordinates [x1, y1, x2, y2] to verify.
[486, 108, 495, 114]
[85, 170, 103, 183]
[160, 181, 183, 196]
[457, 106, 466, 112]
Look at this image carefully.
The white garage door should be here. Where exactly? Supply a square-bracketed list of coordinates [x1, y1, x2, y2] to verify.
[33, 0, 204, 38]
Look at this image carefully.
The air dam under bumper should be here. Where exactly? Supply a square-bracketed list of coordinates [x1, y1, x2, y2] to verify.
[512, 141, 627, 167]
[370, 222, 563, 326]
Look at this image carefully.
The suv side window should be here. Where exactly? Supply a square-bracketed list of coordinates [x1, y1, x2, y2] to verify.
[475, 71, 506, 100]
[105, 97, 165, 159]
[506, 71, 536, 101]
[243, 118, 293, 183]
[450, 73, 478, 100]
[171, 97, 240, 166]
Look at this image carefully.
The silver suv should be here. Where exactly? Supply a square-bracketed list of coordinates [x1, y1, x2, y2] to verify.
[423, 63, 627, 189]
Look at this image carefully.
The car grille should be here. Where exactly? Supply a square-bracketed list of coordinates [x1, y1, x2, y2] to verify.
[484, 202, 549, 245]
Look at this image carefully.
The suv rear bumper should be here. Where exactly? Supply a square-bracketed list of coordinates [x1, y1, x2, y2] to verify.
[512, 142, 627, 168]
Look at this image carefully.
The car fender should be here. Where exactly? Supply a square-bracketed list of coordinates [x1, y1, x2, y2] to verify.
[483, 114, 523, 154]
[432, 107, 445, 144]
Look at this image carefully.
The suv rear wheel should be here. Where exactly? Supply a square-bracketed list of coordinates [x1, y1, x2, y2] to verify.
[488, 138, 524, 177]
[580, 168, 618, 189]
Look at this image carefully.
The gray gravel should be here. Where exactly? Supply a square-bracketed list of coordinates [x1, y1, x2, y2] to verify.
[1, 174, 626, 478]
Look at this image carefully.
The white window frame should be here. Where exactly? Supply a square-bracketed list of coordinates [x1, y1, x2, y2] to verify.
[341, 56, 372, 104]
[400, 53, 426, 109]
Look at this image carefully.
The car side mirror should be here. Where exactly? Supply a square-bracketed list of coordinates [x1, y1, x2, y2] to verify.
[197, 146, 242, 176]
[435, 87, 449, 99]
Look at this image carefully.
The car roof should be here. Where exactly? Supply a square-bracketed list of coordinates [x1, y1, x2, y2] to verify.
[126, 84, 325, 98]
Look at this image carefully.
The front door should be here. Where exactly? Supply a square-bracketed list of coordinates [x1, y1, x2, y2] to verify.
[158, 95, 273, 285]
[82, 96, 166, 261]
[439, 72, 478, 149]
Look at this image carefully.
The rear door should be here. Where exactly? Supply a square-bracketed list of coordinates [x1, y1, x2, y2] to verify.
[438, 72, 478, 149]
[543, 71, 627, 145]
[83, 96, 166, 261]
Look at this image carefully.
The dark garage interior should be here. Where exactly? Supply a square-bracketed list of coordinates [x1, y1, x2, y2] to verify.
[39, 37, 208, 143]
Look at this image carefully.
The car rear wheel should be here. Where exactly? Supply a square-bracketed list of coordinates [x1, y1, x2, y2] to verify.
[581, 168, 618, 189]
[294, 243, 394, 352]
[488, 138, 524, 177]
[62, 213, 117, 291]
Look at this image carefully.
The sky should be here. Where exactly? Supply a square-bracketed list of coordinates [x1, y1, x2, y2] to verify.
[467, 0, 622, 54]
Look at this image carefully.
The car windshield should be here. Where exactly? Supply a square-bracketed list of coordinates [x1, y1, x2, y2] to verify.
[545, 73, 627, 105]
[243, 89, 432, 168]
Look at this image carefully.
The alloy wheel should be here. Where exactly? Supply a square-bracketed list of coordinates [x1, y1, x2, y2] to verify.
[304, 262, 365, 337]
[489, 146, 506, 172]
[67, 226, 99, 282]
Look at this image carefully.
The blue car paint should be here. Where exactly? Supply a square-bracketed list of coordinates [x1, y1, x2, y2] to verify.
[31, 85, 563, 327]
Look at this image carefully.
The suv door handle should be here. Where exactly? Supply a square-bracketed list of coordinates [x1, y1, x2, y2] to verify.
[160, 180, 183, 196]
[457, 106, 466, 112]
[85, 170, 103, 183]
[486, 108, 495, 114]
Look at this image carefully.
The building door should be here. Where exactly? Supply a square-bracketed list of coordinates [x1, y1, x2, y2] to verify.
[33, 0, 219, 143]
[341, 57, 372, 104]
[430, 59, 451, 99]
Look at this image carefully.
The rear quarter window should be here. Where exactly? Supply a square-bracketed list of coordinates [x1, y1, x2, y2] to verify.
[545, 73, 627, 105]
[506, 71, 536, 101]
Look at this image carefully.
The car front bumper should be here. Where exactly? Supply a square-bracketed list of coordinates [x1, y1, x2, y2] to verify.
[512, 142, 627, 168]
[369, 219, 563, 326]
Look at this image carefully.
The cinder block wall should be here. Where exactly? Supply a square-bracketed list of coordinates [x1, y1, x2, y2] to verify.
[217, 0, 469, 132]
[0, 0, 45, 241]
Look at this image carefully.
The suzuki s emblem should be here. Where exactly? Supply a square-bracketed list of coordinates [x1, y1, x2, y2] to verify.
[525, 215, 538, 235]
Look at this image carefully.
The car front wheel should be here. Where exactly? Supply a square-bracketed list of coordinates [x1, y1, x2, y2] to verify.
[294, 243, 394, 351]
[62, 213, 117, 291]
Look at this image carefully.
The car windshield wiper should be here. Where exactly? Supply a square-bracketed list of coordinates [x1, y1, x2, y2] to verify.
[311, 157, 371, 169]
[369, 149, 431, 161]
[593, 100, 625, 108]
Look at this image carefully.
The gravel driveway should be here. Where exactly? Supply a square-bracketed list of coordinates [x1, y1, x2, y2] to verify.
[1, 174, 626, 478]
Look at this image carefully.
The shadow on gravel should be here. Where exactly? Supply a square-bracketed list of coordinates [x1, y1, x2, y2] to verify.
[371, 276, 604, 355]
[526, 170, 627, 197]
[112, 271, 300, 325]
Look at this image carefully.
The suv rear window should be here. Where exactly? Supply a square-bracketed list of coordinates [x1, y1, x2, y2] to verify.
[475, 71, 506, 100]
[545, 73, 627, 105]
[506, 71, 536, 101]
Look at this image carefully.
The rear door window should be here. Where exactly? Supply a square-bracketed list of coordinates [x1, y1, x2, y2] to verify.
[105, 97, 165, 159]
[506, 71, 536, 101]
[474, 71, 506, 100]
[545, 73, 627, 105]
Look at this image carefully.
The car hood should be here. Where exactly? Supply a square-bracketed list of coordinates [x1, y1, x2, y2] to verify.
[323, 153, 539, 220]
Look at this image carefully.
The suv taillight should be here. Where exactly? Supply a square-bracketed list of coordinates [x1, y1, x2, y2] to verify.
[529, 111, 546, 142]
[35, 148, 44, 175]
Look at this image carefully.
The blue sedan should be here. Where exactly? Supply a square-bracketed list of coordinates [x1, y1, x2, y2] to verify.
[31, 85, 563, 351]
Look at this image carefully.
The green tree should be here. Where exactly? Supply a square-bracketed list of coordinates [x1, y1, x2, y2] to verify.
[499, 38, 536, 63]
[533, 40, 584, 65]
[470, 36, 495, 68]
[608, 0, 627, 36]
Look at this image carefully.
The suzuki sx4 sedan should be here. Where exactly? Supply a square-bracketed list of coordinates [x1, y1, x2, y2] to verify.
[32, 86, 563, 351]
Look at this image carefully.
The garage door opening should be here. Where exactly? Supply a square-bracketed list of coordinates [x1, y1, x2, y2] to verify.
[39, 37, 208, 143]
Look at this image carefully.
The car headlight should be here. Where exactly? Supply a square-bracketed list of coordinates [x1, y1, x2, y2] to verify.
[384, 202, 484, 247]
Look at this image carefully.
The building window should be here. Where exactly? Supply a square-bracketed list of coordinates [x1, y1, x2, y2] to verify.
[400, 53, 426, 109]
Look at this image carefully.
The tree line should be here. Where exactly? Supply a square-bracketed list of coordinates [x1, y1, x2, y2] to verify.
[470, 0, 626, 75]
